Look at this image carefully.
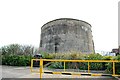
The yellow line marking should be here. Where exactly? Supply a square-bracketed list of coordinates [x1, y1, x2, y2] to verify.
[112, 75, 120, 76]
[52, 72, 62, 74]
[91, 74, 102, 76]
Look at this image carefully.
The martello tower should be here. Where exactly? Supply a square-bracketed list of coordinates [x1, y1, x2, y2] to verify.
[40, 18, 94, 54]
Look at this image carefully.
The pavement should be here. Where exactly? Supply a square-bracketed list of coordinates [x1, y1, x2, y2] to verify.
[1, 65, 119, 80]
[2, 65, 30, 78]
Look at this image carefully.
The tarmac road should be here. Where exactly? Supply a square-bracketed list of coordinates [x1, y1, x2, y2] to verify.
[1, 65, 118, 80]
[2, 65, 30, 78]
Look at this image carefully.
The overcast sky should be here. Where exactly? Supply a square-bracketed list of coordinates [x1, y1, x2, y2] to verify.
[0, 0, 119, 52]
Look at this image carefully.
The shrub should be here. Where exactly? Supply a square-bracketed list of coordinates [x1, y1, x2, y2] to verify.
[103, 56, 113, 60]
[1, 44, 36, 66]
[2, 54, 32, 66]
[105, 55, 120, 74]
[47, 53, 105, 70]
[1, 44, 35, 56]
[48, 62, 64, 69]
[84, 53, 103, 70]
[115, 55, 120, 74]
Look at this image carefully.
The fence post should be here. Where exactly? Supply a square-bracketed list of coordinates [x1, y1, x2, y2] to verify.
[64, 61, 66, 72]
[30, 59, 33, 72]
[88, 62, 90, 73]
[40, 59, 43, 79]
[113, 62, 115, 75]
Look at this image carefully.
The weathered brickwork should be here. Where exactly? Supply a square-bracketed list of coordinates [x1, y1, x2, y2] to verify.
[40, 18, 94, 54]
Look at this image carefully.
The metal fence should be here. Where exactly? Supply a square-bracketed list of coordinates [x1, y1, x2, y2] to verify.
[30, 59, 120, 78]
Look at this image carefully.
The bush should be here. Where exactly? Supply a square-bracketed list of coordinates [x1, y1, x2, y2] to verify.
[47, 53, 105, 70]
[48, 62, 64, 69]
[115, 55, 120, 74]
[105, 55, 120, 74]
[1, 44, 35, 56]
[84, 53, 103, 70]
[2, 54, 32, 66]
[1, 44, 37, 66]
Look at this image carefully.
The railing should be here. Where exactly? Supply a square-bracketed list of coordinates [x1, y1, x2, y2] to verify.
[30, 59, 120, 78]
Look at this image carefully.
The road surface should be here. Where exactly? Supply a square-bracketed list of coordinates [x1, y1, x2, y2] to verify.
[1, 65, 118, 80]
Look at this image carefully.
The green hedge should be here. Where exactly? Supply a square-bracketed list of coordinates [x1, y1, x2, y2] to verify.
[105, 55, 120, 74]
[47, 53, 104, 70]
[85, 53, 103, 70]
[2, 54, 32, 66]
[45, 53, 120, 75]
[1, 44, 35, 66]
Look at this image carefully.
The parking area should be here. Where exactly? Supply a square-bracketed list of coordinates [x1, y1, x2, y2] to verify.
[2, 65, 30, 78]
[1, 65, 119, 79]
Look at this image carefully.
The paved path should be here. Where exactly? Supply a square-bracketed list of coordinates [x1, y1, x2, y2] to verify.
[2, 65, 30, 78]
[1, 65, 118, 79]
